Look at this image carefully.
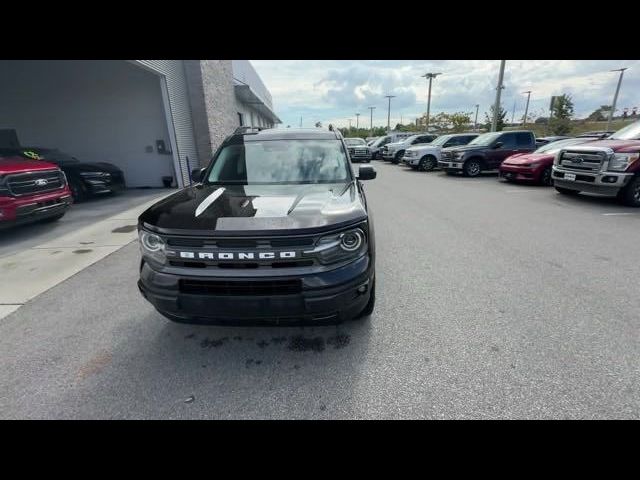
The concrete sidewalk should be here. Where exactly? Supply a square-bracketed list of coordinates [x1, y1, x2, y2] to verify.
[0, 192, 170, 320]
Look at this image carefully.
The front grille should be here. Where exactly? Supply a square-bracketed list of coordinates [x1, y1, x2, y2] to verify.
[166, 237, 314, 249]
[354, 149, 368, 155]
[179, 279, 302, 296]
[559, 150, 605, 172]
[6, 170, 65, 196]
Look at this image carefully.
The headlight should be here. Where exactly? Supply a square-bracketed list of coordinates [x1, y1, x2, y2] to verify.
[0, 176, 8, 195]
[139, 230, 166, 265]
[608, 153, 639, 172]
[405, 151, 415, 157]
[306, 227, 367, 265]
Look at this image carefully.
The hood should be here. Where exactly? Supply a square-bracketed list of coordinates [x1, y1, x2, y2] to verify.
[503, 152, 553, 164]
[443, 144, 486, 154]
[0, 156, 60, 174]
[572, 139, 640, 153]
[406, 144, 438, 153]
[139, 182, 367, 235]
[385, 141, 405, 148]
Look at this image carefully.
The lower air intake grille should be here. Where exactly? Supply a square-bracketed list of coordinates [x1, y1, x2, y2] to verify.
[179, 279, 302, 296]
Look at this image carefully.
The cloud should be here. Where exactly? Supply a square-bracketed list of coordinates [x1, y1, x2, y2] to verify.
[251, 60, 640, 129]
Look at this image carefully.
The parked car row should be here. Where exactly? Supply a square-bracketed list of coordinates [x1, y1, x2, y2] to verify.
[0, 146, 127, 229]
[367, 121, 640, 207]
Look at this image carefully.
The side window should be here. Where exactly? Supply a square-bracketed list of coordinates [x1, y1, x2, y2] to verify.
[516, 132, 533, 147]
[498, 133, 517, 149]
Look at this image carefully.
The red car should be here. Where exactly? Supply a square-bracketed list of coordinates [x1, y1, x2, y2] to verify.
[499, 138, 595, 186]
[0, 155, 72, 229]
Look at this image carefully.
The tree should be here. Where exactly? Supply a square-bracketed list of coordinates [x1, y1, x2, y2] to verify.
[586, 105, 612, 122]
[448, 112, 473, 132]
[549, 94, 574, 135]
[484, 105, 507, 131]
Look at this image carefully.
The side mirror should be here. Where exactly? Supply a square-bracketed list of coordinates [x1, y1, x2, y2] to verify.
[493, 141, 503, 149]
[358, 165, 377, 181]
[191, 167, 206, 183]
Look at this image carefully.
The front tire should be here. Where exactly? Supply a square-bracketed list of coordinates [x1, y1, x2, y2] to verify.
[617, 176, 640, 207]
[419, 155, 436, 172]
[463, 158, 482, 177]
[392, 151, 404, 164]
[69, 180, 86, 202]
[540, 167, 553, 186]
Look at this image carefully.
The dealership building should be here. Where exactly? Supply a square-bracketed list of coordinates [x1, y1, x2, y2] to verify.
[0, 60, 280, 188]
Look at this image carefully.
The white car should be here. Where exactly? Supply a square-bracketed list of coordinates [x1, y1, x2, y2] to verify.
[381, 134, 438, 163]
[402, 133, 479, 171]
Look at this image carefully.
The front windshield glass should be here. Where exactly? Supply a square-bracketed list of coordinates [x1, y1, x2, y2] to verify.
[372, 136, 390, 147]
[206, 139, 352, 185]
[468, 132, 502, 146]
[609, 121, 640, 140]
[534, 138, 588, 154]
[403, 135, 420, 143]
[429, 135, 453, 146]
[344, 138, 366, 146]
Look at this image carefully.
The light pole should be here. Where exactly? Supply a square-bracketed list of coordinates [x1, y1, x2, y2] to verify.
[522, 91, 532, 126]
[421, 72, 442, 132]
[368, 106, 376, 136]
[474, 104, 480, 131]
[511, 100, 516, 124]
[607, 67, 628, 130]
[355, 113, 360, 129]
[385, 95, 396, 133]
[491, 60, 506, 132]
[348, 118, 352, 130]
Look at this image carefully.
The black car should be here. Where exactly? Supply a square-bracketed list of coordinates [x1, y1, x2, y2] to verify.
[0, 147, 126, 201]
[137, 127, 377, 324]
[535, 136, 571, 147]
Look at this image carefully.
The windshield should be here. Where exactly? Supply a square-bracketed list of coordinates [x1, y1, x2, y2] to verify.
[205, 139, 352, 185]
[468, 132, 502, 146]
[344, 138, 366, 146]
[534, 138, 589, 154]
[371, 136, 390, 147]
[429, 135, 453, 146]
[402, 135, 420, 144]
[609, 121, 640, 140]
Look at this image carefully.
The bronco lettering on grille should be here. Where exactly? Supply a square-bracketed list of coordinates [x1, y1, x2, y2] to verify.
[179, 251, 297, 260]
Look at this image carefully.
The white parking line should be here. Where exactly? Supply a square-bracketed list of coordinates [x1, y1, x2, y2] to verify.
[601, 212, 638, 216]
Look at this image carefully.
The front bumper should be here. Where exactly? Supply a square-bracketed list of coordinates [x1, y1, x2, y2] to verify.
[138, 254, 374, 324]
[0, 190, 72, 228]
[350, 154, 372, 162]
[552, 166, 634, 195]
[438, 159, 464, 170]
[83, 176, 126, 195]
[499, 163, 544, 182]
[402, 156, 420, 166]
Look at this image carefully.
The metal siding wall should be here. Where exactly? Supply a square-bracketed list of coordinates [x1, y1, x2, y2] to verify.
[134, 60, 198, 186]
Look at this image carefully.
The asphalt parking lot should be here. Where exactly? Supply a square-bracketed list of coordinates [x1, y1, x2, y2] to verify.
[0, 162, 638, 419]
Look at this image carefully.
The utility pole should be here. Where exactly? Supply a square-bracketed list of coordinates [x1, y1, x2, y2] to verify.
[474, 104, 480, 131]
[368, 106, 376, 136]
[491, 60, 506, 132]
[421, 72, 442, 132]
[355, 113, 360, 129]
[348, 119, 352, 130]
[511, 100, 516, 124]
[299, 116, 302, 127]
[522, 91, 532, 126]
[607, 67, 628, 130]
[385, 95, 396, 133]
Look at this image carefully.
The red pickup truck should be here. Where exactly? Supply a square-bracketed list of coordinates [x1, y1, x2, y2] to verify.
[552, 120, 640, 207]
[0, 155, 73, 228]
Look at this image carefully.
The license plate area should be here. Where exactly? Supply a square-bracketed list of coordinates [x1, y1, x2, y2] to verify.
[564, 173, 576, 181]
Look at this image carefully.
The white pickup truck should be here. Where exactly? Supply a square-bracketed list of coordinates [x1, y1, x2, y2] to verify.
[402, 133, 479, 171]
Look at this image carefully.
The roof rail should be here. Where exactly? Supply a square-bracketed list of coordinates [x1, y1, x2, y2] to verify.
[234, 126, 265, 135]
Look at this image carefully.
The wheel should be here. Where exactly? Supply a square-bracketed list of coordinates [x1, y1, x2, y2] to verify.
[540, 167, 553, 186]
[355, 280, 375, 319]
[69, 180, 86, 202]
[463, 159, 482, 177]
[555, 186, 580, 195]
[616, 176, 640, 207]
[419, 155, 436, 172]
[393, 151, 404, 164]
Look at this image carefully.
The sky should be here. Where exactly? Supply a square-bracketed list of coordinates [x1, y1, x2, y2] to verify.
[251, 60, 640, 130]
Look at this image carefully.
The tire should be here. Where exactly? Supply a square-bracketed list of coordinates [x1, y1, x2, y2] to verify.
[616, 176, 640, 207]
[69, 180, 86, 202]
[555, 186, 580, 195]
[392, 151, 404, 164]
[419, 155, 436, 172]
[355, 280, 375, 319]
[540, 167, 553, 186]
[463, 158, 482, 177]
